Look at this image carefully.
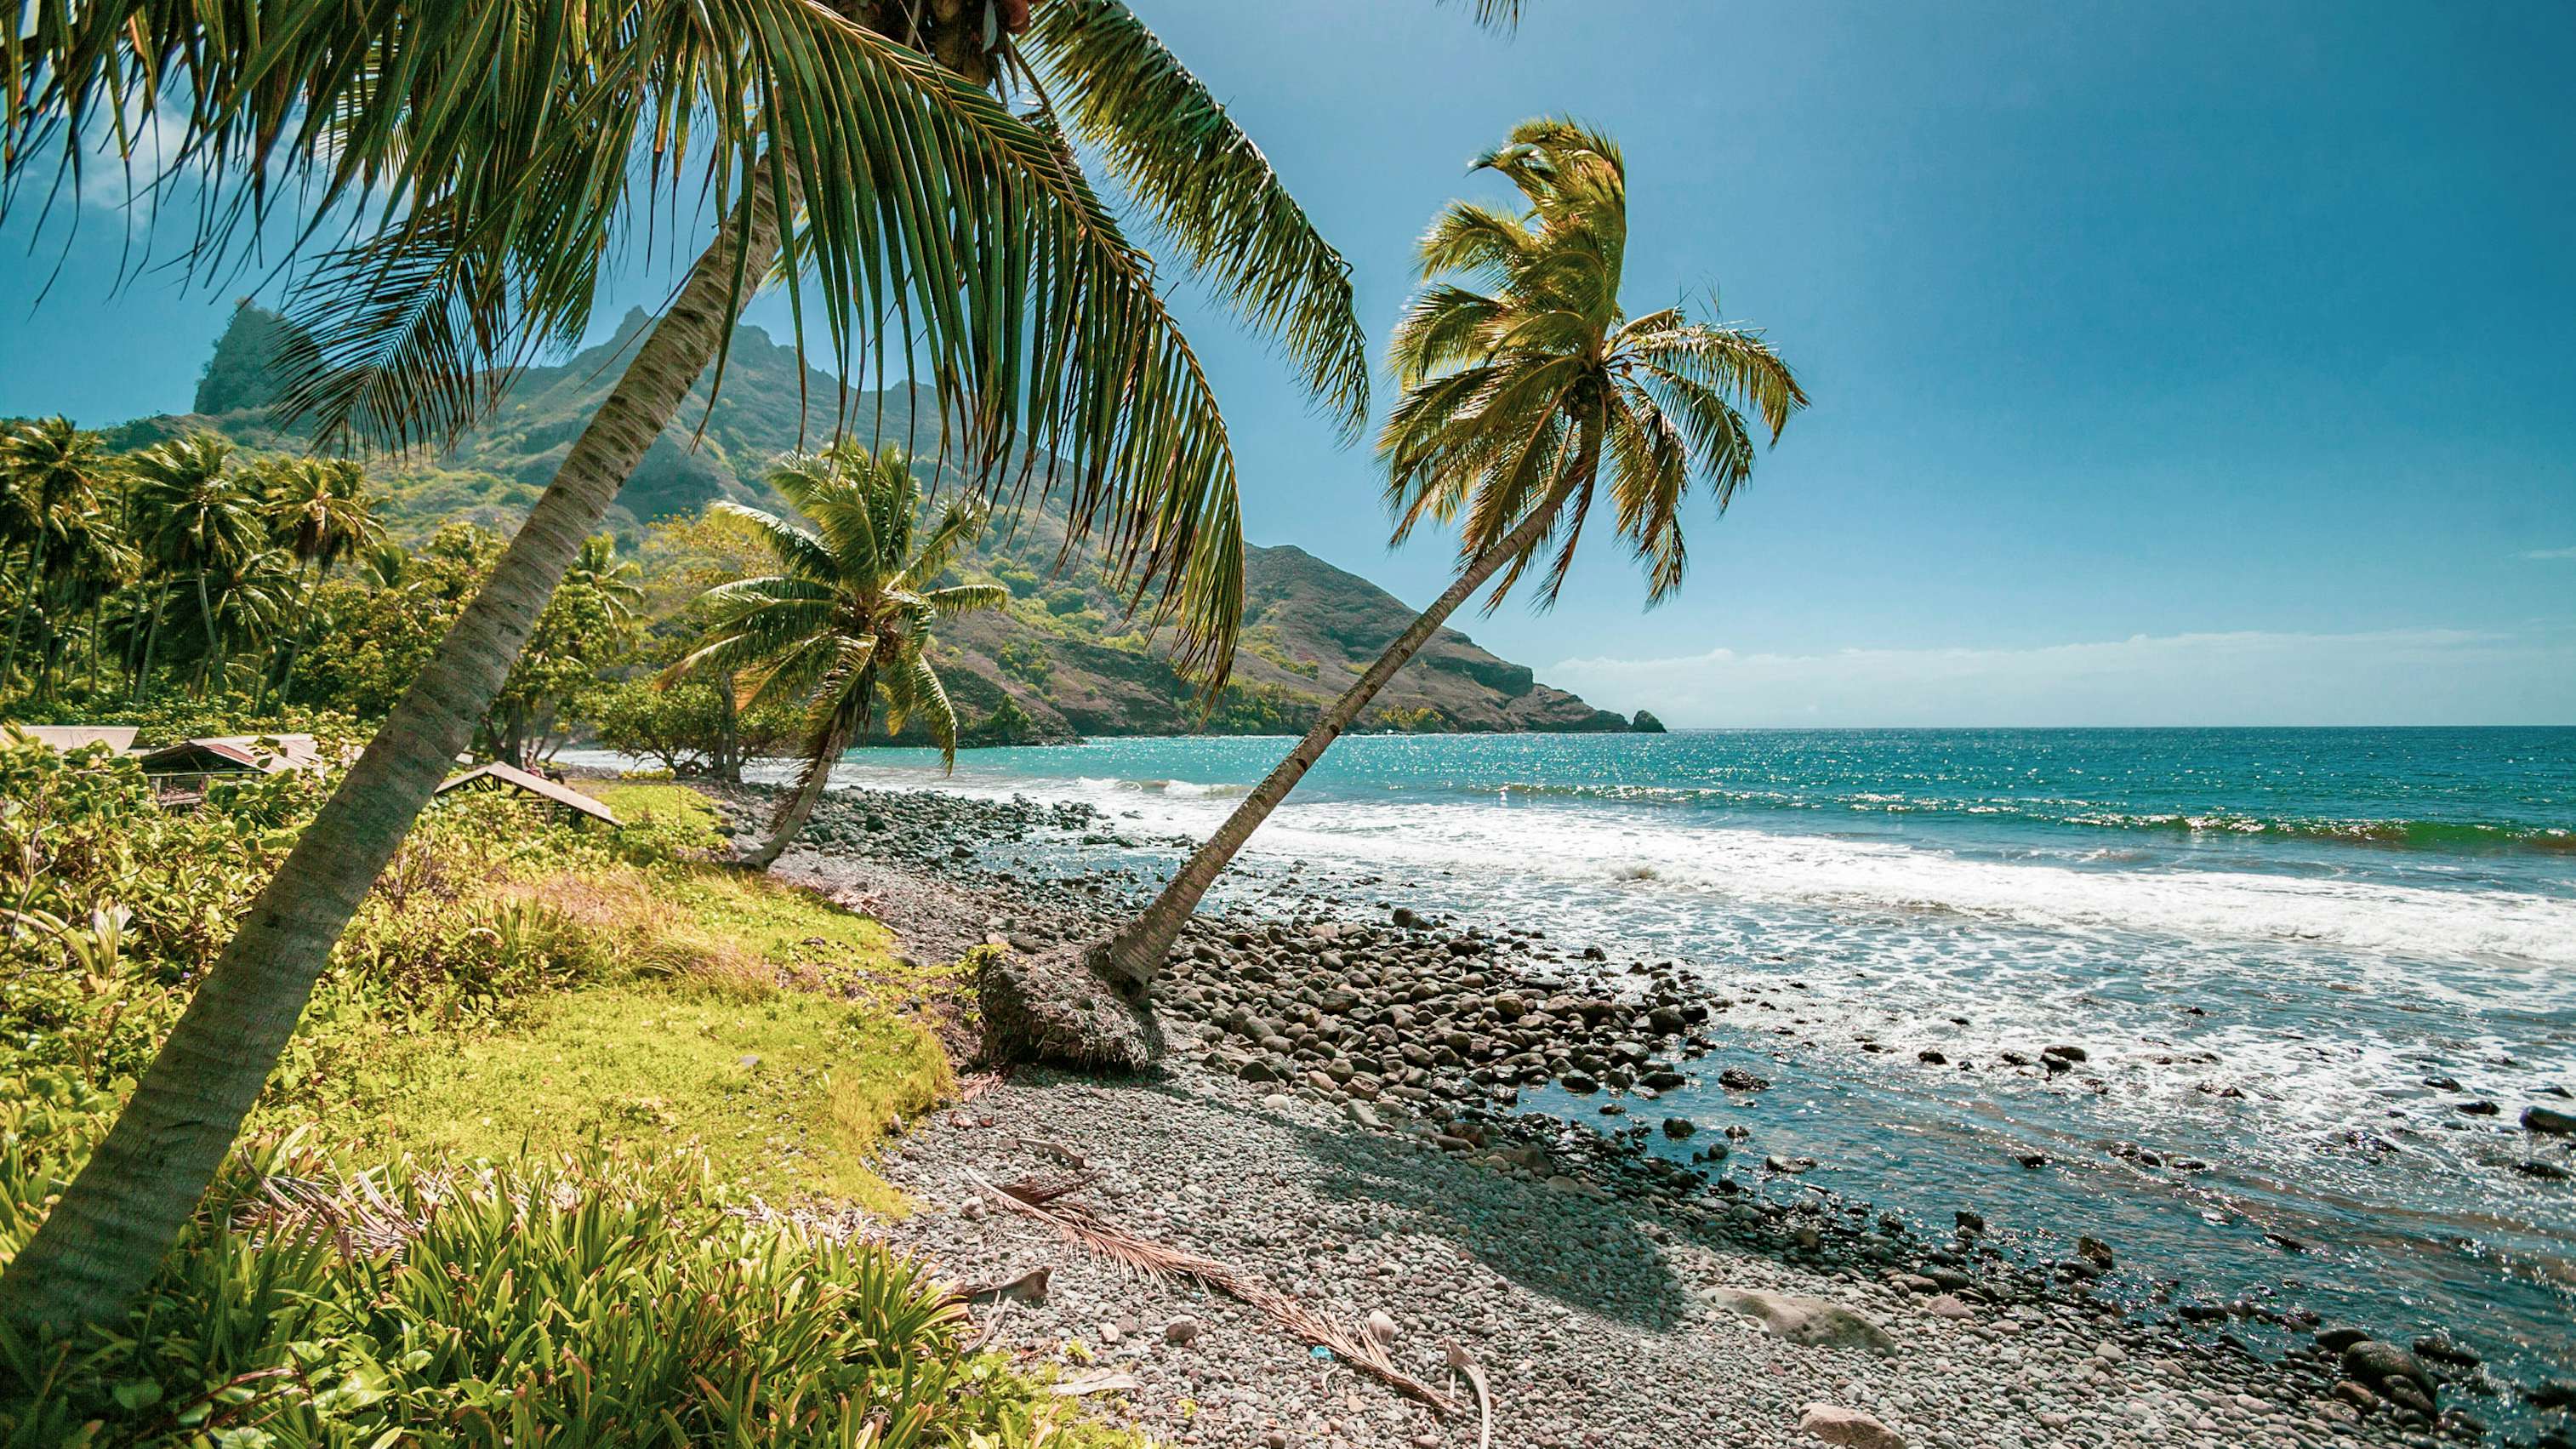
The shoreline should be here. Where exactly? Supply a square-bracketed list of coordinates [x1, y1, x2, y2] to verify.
[688, 776, 2522, 1447]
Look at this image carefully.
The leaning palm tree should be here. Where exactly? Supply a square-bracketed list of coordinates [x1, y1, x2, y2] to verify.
[673, 444, 1006, 870]
[1089, 119, 1808, 990]
[257, 457, 383, 707]
[0, 418, 118, 693]
[0, 0, 1519, 1336]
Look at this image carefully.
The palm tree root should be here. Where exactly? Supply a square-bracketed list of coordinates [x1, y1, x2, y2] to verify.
[974, 945, 1165, 1071]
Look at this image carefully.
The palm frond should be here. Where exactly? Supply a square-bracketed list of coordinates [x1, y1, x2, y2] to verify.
[1444, 0, 1528, 31]
[1026, 0, 1367, 434]
[1622, 322, 1808, 440]
[882, 651, 959, 769]
[971, 1173, 1459, 1413]
[898, 504, 993, 591]
[710, 500, 841, 585]
[920, 582, 1010, 619]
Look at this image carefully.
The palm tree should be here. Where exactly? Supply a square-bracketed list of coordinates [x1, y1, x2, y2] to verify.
[127, 435, 268, 699]
[673, 445, 1006, 870]
[567, 534, 647, 630]
[3, 1, 1526, 1336]
[1090, 119, 1808, 990]
[258, 457, 384, 708]
[159, 545, 302, 695]
[43, 503, 140, 700]
[0, 418, 118, 693]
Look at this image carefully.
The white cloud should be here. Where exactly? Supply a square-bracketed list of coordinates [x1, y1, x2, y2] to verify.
[1549, 625, 2576, 727]
[2520, 545, 2576, 561]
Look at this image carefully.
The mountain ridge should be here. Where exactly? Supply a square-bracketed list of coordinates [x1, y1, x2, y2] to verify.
[116, 305, 1641, 741]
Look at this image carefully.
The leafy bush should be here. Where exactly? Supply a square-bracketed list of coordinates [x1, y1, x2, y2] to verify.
[0, 1083, 1108, 1446]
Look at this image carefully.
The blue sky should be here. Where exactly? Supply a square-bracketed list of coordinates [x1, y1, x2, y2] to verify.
[3, 1, 2571, 724]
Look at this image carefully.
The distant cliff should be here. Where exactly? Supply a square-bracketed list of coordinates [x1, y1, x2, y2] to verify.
[119, 305, 1639, 740]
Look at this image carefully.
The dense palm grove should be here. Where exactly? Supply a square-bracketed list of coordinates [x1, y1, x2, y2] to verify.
[0, 415, 852, 772]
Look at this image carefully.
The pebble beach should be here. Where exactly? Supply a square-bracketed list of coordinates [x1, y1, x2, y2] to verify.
[669, 774, 2574, 1449]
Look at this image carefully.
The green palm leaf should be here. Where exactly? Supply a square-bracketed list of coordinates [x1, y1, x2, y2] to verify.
[1023, 0, 1367, 433]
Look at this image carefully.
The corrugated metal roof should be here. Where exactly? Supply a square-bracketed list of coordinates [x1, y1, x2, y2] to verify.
[434, 762, 621, 825]
[134, 734, 328, 775]
[6, 724, 140, 753]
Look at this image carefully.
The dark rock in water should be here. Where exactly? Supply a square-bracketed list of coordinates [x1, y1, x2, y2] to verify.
[2015, 1153, 2049, 1169]
[1718, 1068, 1770, 1092]
[2423, 1075, 2463, 1090]
[1630, 709, 1667, 733]
[2343, 1341, 2436, 1394]
[1662, 1116, 1697, 1139]
[1642, 1069, 1688, 1090]
[2524, 1104, 2576, 1135]
[1764, 1155, 1818, 1174]
[2412, 1334, 2481, 1368]
[2075, 1235, 2114, 1269]
[1953, 1209, 1986, 1235]
[2516, 1160, 2572, 1180]
[2315, 1326, 2374, 1352]
[2042, 1044, 2089, 1063]
[2457, 1099, 2500, 1116]
[2527, 1379, 2576, 1410]
[1392, 906, 1422, 928]
[1917, 1048, 1946, 1064]
[2383, 1378, 2435, 1416]
[1561, 1071, 1599, 1093]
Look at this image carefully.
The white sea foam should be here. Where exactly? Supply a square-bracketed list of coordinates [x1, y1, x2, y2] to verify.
[1105, 793, 2576, 978]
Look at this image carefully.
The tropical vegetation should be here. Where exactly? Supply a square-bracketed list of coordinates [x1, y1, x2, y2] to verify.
[0, 0, 1456, 1335]
[0, 735, 1108, 1443]
[1088, 119, 1808, 990]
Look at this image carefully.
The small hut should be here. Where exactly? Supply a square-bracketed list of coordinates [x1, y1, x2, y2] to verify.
[433, 762, 620, 828]
[133, 734, 328, 807]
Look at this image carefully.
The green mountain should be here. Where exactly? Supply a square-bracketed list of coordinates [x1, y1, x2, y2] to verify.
[117, 305, 1638, 739]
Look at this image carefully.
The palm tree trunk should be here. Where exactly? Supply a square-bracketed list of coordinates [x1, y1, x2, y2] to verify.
[265, 561, 320, 712]
[132, 584, 168, 705]
[741, 707, 863, 871]
[715, 678, 744, 782]
[0, 165, 790, 1339]
[3, 533, 46, 690]
[1087, 462, 1591, 990]
[192, 568, 221, 698]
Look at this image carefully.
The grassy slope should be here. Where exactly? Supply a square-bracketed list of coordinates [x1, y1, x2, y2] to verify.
[286, 783, 954, 1218]
[3, 768, 1148, 1445]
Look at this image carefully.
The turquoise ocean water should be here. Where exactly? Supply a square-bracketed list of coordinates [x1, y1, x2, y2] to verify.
[649, 727, 2576, 1393]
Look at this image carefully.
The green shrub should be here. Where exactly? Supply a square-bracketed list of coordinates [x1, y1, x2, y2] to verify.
[0, 1082, 1110, 1446]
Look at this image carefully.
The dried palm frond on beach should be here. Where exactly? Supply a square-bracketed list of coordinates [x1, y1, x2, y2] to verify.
[967, 1170, 1462, 1414]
